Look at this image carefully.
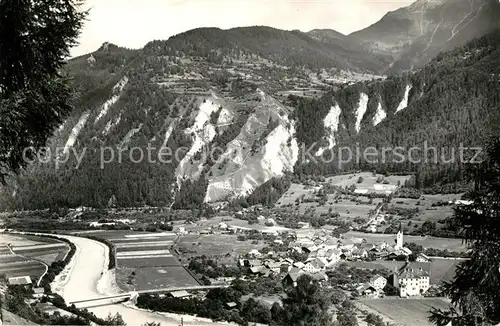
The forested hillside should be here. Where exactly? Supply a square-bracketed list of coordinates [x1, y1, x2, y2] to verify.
[1, 22, 499, 211]
[294, 29, 500, 189]
[145, 26, 386, 72]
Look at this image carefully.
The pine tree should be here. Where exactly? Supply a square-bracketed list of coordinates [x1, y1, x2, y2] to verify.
[430, 136, 500, 325]
[0, 0, 86, 183]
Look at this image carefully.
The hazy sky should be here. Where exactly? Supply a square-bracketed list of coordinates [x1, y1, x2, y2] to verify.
[72, 0, 415, 57]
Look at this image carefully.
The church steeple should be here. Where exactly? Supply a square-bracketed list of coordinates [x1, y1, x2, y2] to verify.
[396, 222, 404, 249]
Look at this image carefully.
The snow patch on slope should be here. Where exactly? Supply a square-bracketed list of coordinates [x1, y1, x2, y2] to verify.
[355, 93, 369, 133]
[315, 103, 342, 156]
[395, 85, 412, 113]
[63, 112, 90, 154]
[373, 101, 386, 126]
[94, 76, 129, 124]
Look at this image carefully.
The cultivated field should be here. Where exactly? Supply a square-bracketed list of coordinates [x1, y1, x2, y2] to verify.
[12, 243, 69, 265]
[175, 233, 268, 258]
[117, 266, 200, 291]
[276, 172, 408, 207]
[360, 297, 451, 326]
[1, 233, 61, 246]
[326, 172, 411, 194]
[428, 258, 463, 284]
[116, 255, 181, 268]
[276, 183, 321, 206]
[0, 260, 46, 279]
[390, 193, 461, 225]
[0, 233, 69, 281]
[88, 230, 200, 292]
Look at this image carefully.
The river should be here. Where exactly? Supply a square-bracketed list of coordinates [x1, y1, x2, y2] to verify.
[50, 234, 235, 326]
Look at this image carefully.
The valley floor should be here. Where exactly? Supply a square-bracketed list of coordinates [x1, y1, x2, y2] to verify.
[49, 234, 237, 326]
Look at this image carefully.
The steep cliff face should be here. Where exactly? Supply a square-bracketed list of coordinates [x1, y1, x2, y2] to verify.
[204, 90, 298, 202]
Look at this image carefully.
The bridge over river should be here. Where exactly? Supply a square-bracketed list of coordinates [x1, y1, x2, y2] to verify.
[68, 284, 229, 308]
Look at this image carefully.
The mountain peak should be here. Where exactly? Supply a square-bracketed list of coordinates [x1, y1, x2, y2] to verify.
[97, 42, 120, 52]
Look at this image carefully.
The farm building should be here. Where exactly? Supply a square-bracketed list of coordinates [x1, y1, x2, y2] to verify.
[33, 288, 45, 298]
[248, 249, 262, 257]
[249, 266, 264, 274]
[357, 283, 378, 297]
[265, 218, 276, 226]
[354, 189, 368, 194]
[416, 253, 430, 263]
[167, 290, 192, 299]
[282, 267, 302, 287]
[8, 276, 32, 286]
[352, 248, 368, 259]
[303, 258, 328, 273]
[369, 274, 387, 290]
[226, 302, 238, 309]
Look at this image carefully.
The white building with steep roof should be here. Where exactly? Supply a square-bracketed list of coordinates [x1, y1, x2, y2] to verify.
[395, 262, 431, 297]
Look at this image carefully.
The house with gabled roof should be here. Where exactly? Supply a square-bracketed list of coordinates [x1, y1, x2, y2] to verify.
[416, 253, 430, 263]
[303, 257, 328, 273]
[357, 283, 377, 297]
[369, 274, 387, 290]
[352, 248, 368, 259]
[282, 267, 302, 287]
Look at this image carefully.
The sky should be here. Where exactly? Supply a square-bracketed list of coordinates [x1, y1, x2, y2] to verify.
[72, 0, 415, 57]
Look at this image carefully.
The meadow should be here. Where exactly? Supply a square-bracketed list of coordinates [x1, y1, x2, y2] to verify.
[360, 297, 451, 326]
[175, 233, 268, 259]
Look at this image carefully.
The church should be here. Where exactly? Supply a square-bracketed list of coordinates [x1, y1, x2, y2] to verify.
[393, 222, 412, 256]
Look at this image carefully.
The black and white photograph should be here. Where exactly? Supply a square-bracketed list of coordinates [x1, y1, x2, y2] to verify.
[1, 0, 500, 325]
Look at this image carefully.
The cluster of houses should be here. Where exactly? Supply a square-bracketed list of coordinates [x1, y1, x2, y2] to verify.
[356, 261, 431, 298]
[239, 223, 432, 298]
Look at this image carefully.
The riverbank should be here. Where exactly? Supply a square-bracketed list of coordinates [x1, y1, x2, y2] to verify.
[36, 232, 237, 325]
